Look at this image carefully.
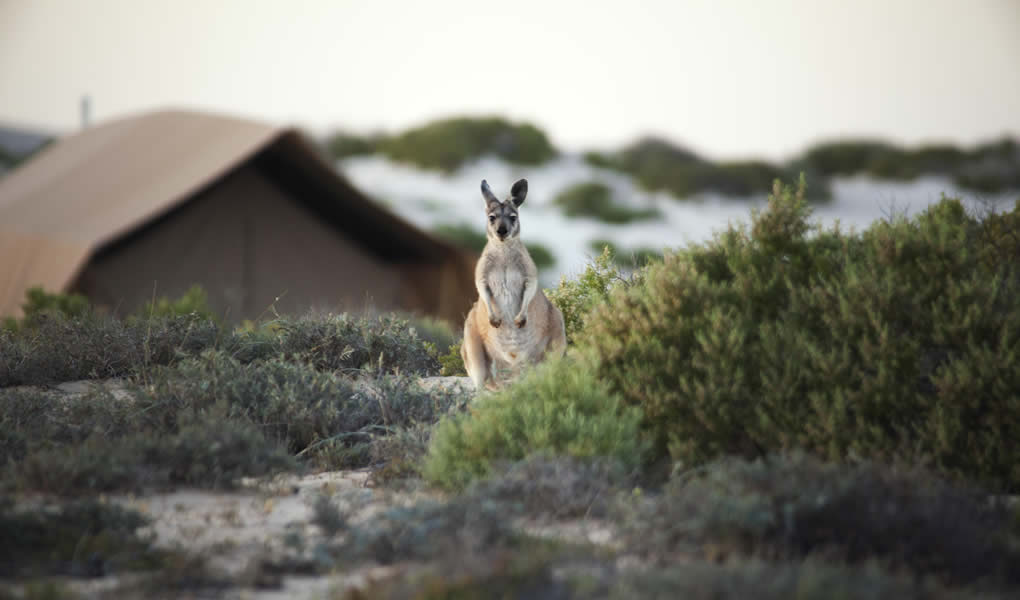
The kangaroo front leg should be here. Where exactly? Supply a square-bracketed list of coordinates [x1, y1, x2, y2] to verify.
[514, 278, 538, 328]
[477, 278, 502, 328]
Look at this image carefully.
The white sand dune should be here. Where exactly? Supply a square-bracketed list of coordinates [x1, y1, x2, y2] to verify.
[340, 154, 1017, 283]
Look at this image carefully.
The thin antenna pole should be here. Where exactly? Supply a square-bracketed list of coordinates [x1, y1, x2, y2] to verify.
[80, 95, 91, 129]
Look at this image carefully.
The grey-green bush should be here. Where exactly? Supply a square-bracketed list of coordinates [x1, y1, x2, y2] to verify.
[616, 454, 1019, 586]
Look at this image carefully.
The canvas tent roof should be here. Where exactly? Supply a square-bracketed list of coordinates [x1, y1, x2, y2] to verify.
[0, 109, 471, 319]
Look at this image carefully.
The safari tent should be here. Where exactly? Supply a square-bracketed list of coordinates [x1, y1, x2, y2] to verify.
[0, 109, 476, 324]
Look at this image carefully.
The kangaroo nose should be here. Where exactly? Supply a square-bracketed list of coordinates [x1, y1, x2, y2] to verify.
[497, 226, 507, 236]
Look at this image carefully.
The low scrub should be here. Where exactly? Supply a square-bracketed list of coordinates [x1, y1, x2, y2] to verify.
[2, 348, 463, 494]
[349, 553, 986, 600]
[0, 499, 161, 578]
[135, 351, 460, 468]
[17, 421, 296, 495]
[465, 454, 631, 521]
[232, 312, 441, 375]
[379, 116, 557, 172]
[616, 454, 1019, 586]
[553, 181, 660, 224]
[422, 358, 646, 490]
[330, 495, 523, 566]
[0, 309, 440, 387]
[0, 312, 220, 387]
[605, 559, 990, 600]
[577, 177, 1020, 490]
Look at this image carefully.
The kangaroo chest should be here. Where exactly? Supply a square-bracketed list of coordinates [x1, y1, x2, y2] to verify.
[489, 265, 526, 317]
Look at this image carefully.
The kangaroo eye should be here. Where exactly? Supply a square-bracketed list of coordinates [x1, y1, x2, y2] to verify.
[509, 215, 517, 222]
[488, 216, 496, 223]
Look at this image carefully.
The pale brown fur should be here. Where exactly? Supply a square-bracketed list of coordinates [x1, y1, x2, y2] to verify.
[461, 179, 567, 391]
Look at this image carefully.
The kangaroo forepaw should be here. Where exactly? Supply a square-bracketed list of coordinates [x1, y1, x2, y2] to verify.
[514, 315, 527, 328]
[489, 317, 502, 328]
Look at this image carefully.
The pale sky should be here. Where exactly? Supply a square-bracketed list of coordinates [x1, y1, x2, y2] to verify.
[1, 0, 1017, 160]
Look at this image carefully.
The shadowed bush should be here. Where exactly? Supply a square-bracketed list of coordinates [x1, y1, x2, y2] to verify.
[423, 358, 646, 490]
[553, 181, 660, 224]
[577, 177, 1020, 490]
[0, 498, 161, 578]
[331, 495, 524, 566]
[380, 116, 557, 172]
[465, 455, 631, 521]
[349, 551, 989, 600]
[616, 454, 1019, 586]
[605, 559, 992, 600]
[0, 313, 221, 387]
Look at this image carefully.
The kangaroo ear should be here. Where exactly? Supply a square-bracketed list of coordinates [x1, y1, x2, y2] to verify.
[481, 179, 500, 209]
[510, 179, 528, 207]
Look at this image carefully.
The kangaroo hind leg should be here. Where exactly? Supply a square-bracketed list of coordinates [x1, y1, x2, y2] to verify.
[462, 313, 490, 392]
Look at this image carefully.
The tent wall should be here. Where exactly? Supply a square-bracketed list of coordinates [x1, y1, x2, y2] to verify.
[73, 165, 407, 321]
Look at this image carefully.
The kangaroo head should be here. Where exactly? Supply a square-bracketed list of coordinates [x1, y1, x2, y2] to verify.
[480, 179, 527, 243]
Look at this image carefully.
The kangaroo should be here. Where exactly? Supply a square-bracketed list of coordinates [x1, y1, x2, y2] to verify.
[461, 178, 567, 391]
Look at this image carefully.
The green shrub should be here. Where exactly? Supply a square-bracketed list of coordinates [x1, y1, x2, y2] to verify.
[323, 131, 383, 159]
[546, 247, 631, 343]
[798, 137, 1020, 193]
[135, 284, 216, 321]
[578, 177, 1020, 490]
[955, 138, 1020, 193]
[616, 454, 1019, 586]
[798, 139, 902, 177]
[422, 357, 646, 490]
[2, 287, 90, 331]
[438, 342, 466, 376]
[402, 314, 457, 355]
[687, 160, 788, 197]
[380, 116, 557, 172]
[585, 137, 819, 199]
[553, 181, 660, 224]
[588, 240, 662, 270]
